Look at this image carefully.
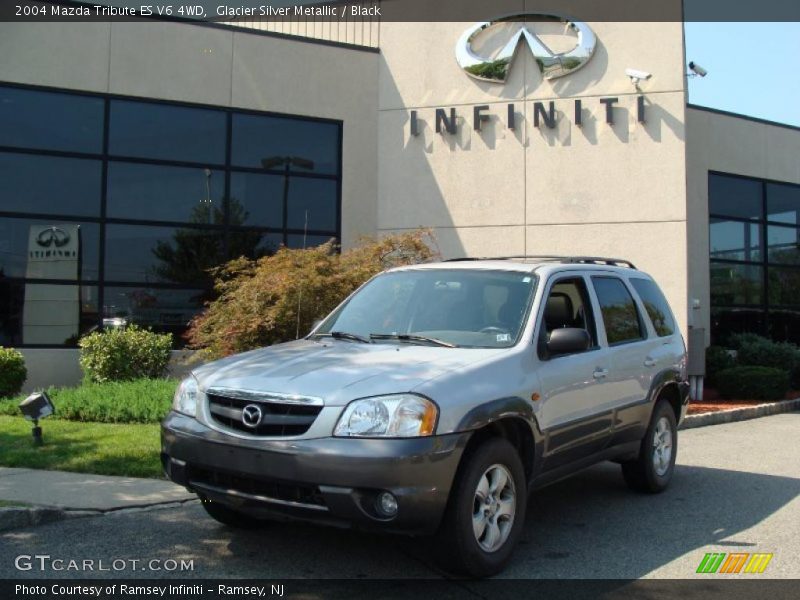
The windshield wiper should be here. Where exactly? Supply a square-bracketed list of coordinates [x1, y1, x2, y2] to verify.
[370, 333, 457, 348]
[328, 331, 372, 343]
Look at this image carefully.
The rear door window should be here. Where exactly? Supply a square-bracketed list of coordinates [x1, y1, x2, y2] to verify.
[591, 276, 645, 345]
[630, 278, 676, 337]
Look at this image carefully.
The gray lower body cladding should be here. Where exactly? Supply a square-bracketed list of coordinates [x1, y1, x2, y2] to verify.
[161, 412, 469, 535]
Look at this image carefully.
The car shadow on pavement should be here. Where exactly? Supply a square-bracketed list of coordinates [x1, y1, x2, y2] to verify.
[1, 462, 797, 582]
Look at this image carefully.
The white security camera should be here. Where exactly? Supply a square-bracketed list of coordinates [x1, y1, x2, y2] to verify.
[625, 68, 652, 85]
[688, 61, 708, 77]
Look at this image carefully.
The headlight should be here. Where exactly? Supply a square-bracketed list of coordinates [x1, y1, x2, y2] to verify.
[334, 394, 438, 437]
[173, 377, 200, 417]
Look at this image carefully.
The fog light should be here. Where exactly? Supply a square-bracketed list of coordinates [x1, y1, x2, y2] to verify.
[376, 492, 398, 517]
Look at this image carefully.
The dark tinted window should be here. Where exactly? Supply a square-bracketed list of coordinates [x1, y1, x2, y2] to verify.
[107, 162, 225, 223]
[103, 286, 205, 344]
[109, 100, 226, 164]
[0, 281, 98, 346]
[0, 217, 99, 280]
[229, 172, 284, 229]
[630, 278, 675, 336]
[766, 183, 800, 225]
[104, 224, 225, 285]
[766, 225, 800, 265]
[286, 234, 335, 249]
[592, 277, 644, 344]
[710, 263, 763, 305]
[0, 86, 103, 153]
[0, 152, 102, 216]
[768, 267, 800, 306]
[287, 178, 338, 232]
[231, 113, 339, 175]
[709, 173, 762, 220]
[709, 218, 761, 262]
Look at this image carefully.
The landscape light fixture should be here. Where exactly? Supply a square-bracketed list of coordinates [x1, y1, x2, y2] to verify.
[18, 391, 55, 446]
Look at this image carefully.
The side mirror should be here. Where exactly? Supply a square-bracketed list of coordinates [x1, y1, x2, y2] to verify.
[546, 328, 591, 356]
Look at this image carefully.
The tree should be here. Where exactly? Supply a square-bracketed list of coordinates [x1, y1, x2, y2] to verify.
[186, 229, 438, 359]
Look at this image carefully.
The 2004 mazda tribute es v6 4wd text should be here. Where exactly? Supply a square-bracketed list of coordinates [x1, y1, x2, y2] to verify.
[161, 256, 689, 576]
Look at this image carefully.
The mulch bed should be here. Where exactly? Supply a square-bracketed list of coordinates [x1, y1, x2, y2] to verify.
[688, 388, 800, 415]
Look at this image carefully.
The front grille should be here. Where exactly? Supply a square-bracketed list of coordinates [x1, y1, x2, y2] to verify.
[207, 392, 322, 436]
[187, 466, 326, 508]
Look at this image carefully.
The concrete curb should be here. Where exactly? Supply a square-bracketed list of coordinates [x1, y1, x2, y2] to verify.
[680, 397, 800, 430]
[0, 498, 200, 533]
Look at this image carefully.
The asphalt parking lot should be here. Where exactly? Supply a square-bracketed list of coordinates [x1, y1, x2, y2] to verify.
[1, 412, 798, 583]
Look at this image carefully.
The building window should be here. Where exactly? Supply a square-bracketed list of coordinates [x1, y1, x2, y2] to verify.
[0, 83, 341, 347]
[709, 172, 800, 344]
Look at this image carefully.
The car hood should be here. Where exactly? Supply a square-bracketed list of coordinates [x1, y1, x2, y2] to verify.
[192, 339, 502, 406]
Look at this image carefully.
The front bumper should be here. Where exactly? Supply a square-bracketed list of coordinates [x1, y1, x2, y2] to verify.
[161, 412, 469, 535]
[678, 380, 691, 425]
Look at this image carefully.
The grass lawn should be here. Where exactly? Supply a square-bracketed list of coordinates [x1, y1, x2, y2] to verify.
[0, 416, 163, 478]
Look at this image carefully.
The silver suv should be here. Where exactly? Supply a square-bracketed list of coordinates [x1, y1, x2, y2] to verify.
[162, 256, 689, 577]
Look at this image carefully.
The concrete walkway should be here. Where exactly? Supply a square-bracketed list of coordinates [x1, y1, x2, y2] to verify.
[0, 467, 194, 511]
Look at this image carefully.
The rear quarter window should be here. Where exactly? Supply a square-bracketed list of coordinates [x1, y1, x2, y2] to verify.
[630, 278, 676, 337]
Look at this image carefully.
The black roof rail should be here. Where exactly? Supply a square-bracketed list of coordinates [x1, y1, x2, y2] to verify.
[444, 255, 637, 269]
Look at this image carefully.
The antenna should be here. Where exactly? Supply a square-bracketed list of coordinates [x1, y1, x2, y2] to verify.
[295, 209, 309, 339]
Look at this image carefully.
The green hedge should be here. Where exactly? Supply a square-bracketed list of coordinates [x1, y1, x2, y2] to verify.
[705, 345, 735, 388]
[0, 378, 177, 424]
[0, 348, 26, 398]
[715, 366, 790, 401]
[79, 325, 173, 383]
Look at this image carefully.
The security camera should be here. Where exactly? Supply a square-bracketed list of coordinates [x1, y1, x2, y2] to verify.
[625, 68, 652, 85]
[688, 61, 708, 77]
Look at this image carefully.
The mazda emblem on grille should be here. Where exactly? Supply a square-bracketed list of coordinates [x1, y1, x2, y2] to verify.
[241, 404, 263, 428]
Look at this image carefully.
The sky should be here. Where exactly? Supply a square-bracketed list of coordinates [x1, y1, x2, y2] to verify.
[684, 22, 800, 126]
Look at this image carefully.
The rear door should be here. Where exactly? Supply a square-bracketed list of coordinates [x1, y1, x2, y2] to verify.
[536, 272, 615, 469]
[588, 275, 654, 444]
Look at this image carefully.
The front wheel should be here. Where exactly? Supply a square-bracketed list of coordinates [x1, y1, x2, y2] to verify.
[621, 399, 677, 493]
[436, 437, 526, 577]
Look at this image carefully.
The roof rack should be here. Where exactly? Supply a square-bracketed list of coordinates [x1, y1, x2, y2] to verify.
[444, 255, 637, 269]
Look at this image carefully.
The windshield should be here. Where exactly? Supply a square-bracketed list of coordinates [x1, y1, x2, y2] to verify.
[314, 269, 537, 348]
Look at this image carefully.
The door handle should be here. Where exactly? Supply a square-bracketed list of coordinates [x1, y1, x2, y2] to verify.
[644, 357, 656, 367]
[593, 368, 608, 379]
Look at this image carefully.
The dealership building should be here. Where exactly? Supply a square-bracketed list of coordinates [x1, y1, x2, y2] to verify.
[1, 3, 799, 389]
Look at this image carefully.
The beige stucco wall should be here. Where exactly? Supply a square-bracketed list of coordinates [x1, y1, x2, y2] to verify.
[0, 20, 379, 249]
[377, 19, 690, 335]
[685, 107, 800, 343]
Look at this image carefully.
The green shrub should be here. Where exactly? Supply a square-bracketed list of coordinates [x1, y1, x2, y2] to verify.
[727, 332, 769, 350]
[736, 338, 800, 388]
[0, 378, 177, 423]
[79, 325, 173, 383]
[0, 348, 27, 398]
[715, 366, 790, 401]
[705, 345, 735, 387]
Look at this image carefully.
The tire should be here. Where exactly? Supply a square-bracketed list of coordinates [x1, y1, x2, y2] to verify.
[200, 497, 266, 528]
[621, 399, 677, 493]
[436, 437, 527, 577]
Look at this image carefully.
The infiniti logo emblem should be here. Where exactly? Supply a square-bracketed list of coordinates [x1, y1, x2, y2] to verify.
[456, 14, 596, 83]
[36, 226, 71, 248]
[241, 404, 262, 428]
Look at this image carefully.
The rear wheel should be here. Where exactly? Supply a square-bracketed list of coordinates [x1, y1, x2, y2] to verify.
[436, 437, 526, 577]
[621, 399, 677, 493]
[200, 497, 267, 528]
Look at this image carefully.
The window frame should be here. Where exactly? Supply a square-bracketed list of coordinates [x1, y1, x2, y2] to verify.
[0, 81, 343, 348]
[535, 273, 600, 360]
[708, 171, 800, 343]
